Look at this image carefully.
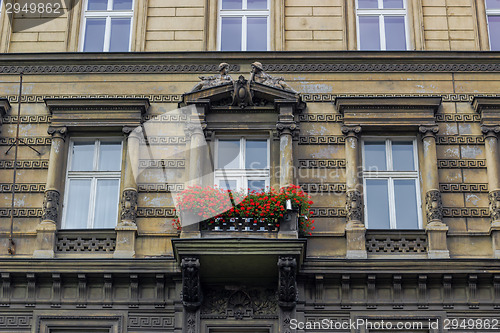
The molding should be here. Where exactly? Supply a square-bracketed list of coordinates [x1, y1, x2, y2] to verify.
[137, 183, 185, 193]
[299, 183, 346, 193]
[0, 160, 49, 169]
[0, 208, 43, 217]
[0, 183, 45, 192]
[138, 159, 185, 169]
[298, 136, 345, 145]
[309, 207, 347, 217]
[438, 159, 486, 168]
[264, 63, 500, 72]
[436, 135, 484, 145]
[472, 97, 500, 126]
[440, 183, 488, 193]
[136, 207, 176, 218]
[298, 159, 346, 168]
[442, 207, 490, 217]
[0, 137, 51, 146]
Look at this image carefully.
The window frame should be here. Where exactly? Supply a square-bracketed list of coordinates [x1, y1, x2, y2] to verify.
[214, 136, 270, 193]
[486, 0, 500, 50]
[79, 0, 134, 52]
[362, 137, 423, 229]
[217, 0, 271, 51]
[355, 0, 410, 51]
[61, 138, 123, 229]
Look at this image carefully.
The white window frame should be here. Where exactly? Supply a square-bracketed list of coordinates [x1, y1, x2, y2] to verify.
[362, 137, 422, 229]
[356, 0, 409, 50]
[486, 1, 500, 50]
[61, 138, 122, 229]
[79, 0, 134, 52]
[217, 0, 270, 51]
[214, 137, 270, 193]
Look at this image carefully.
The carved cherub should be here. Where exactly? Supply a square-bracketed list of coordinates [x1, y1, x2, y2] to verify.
[250, 61, 297, 93]
[190, 62, 233, 92]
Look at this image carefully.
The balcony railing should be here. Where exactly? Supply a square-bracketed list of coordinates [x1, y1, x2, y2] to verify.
[366, 230, 428, 255]
[56, 229, 116, 253]
[200, 217, 279, 232]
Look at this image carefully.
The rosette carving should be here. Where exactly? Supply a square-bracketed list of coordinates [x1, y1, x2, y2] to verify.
[425, 190, 443, 222]
[42, 190, 60, 222]
[120, 189, 138, 224]
[346, 190, 363, 223]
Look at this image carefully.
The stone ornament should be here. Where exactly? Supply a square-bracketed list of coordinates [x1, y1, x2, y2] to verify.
[481, 125, 500, 137]
[425, 190, 443, 222]
[278, 256, 297, 309]
[250, 62, 297, 93]
[341, 125, 362, 138]
[42, 190, 60, 222]
[190, 62, 233, 92]
[419, 125, 439, 137]
[181, 257, 202, 311]
[120, 189, 138, 225]
[489, 190, 500, 222]
[346, 190, 364, 223]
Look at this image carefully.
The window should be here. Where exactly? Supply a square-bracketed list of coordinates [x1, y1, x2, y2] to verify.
[62, 139, 122, 229]
[218, 0, 270, 51]
[80, 0, 134, 52]
[215, 137, 269, 193]
[486, 0, 500, 50]
[362, 138, 422, 229]
[356, 0, 408, 50]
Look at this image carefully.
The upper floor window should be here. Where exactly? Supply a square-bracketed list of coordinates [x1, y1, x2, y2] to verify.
[62, 139, 122, 229]
[486, 0, 500, 50]
[362, 138, 422, 229]
[215, 137, 269, 193]
[356, 0, 408, 50]
[218, 0, 270, 51]
[81, 0, 134, 52]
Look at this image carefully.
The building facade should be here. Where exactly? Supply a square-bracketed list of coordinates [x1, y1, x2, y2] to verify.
[0, 0, 500, 332]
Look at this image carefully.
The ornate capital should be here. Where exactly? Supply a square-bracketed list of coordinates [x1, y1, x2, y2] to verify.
[341, 125, 362, 138]
[181, 257, 202, 311]
[120, 189, 138, 225]
[419, 125, 439, 138]
[425, 190, 443, 222]
[278, 256, 297, 310]
[489, 190, 500, 223]
[276, 121, 299, 137]
[346, 190, 364, 223]
[481, 125, 500, 138]
[42, 190, 60, 222]
[122, 126, 135, 135]
[184, 121, 207, 140]
[47, 126, 67, 139]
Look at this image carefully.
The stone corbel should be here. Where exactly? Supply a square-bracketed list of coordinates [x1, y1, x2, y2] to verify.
[277, 256, 297, 310]
[181, 257, 202, 311]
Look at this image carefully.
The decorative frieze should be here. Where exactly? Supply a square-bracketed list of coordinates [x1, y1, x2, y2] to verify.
[298, 114, 342, 122]
[0, 183, 45, 192]
[438, 159, 486, 168]
[298, 159, 346, 168]
[435, 114, 480, 122]
[278, 257, 298, 310]
[309, 207, 347, 217]
[128, 314, 174, 329]
[298, 136, 345, 145]
[0, 137, 51, 146]
[440, 183, 488, 193]
[436, 135, 485, 145]
[137, 183, 185, 193]
[0, 208, 43, 217]
[138, 159, 185, 169]
[442, 207, 490, 217]
[142, 114, 187, 122]
[299, 183, 346, 193]
[3, 115, 51, 123]
[140, 136, 186, 145]
[0, 314, 31, 328]
[0, 160, 49, 169]
[136, 207, 176, 218]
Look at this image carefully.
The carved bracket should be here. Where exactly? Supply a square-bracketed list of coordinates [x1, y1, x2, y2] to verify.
[346, 190, 364, 224]
[425, 190, 443, 222]
[489, 190, 500, 223]
[181, 257, 202, 311]
[278, 256, 297, 310]
[120, 189, 138, 225]
[42, 190, 60, 222]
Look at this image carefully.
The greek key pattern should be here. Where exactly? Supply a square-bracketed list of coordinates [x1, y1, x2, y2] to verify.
[0, 94, 182, 104]
[0, 160, 49, 169]
[140, 137, 186, 145]
[298, 159, 346, 168]
[442, 207, 490, 217]
[139, 159, 185, 169]
[128, 315, 174, 329]
[0, 314, 32, 328]
[3, 115, 51, 124]
[309, 207, 347, 217]
[0, 208, 43, 217]
[435, 114, 480, 122]
[137, 207, 176, 217]
[138, 183, 185, 192]
[142, 114, 188, 122]
[0, 63, 240, 74]
[436, 136, 484, 145]
[440, 183, 488, 193]
[264, 63, 500, 73]
[0, 183, 45, 192]
[298, 114, 342, 122]
[299, 136, 345, 145]
[300, 183, 346, 193]
[438, 159, 486, 168]
[0, 137, 51, 146]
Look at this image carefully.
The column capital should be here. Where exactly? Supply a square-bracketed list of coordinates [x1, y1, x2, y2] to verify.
[419, 125, 439, 138]
[276, 121, 299, 137]
[341, 125, 362, 138]
[184, 121, 207, 140]
[481, 125, 500, 138]
[47, 126, 67, 139]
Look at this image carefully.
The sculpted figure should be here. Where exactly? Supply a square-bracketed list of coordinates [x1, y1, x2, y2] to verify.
[250, 62, 296, 93]
[190, 62, 233, 92]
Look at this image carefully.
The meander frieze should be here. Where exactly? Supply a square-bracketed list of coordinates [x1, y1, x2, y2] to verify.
[440, 183, 488, 193]
[0, 160, 49, 169]
[0, 183, 45, 192]
[438, 159, 486, 168]
[298, 136, 345, 145]
[0, 208, 43, 217]
[137, 183, 185, 192]
[298, 159, 346, 168]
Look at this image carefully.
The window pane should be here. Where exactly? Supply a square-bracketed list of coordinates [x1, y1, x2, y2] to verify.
[218, 140, 240, 168]
[222, 0, 242, 9]
[98, 142, 122, 171]
[392, 141, 415, 171]
[109, 18, 131, 51]
[486, 0, 500, 9]
[358, 0, 378, 8]
[364, 141, 386, 170]
[221, 17, 242, 51]
[220, 179, 237, 191]
[65, 179, 91, 229]
[87, 0, 107, 10]
[394, 179, 419, 229]
[359, 16, 381, 50]
[83, 19, 106, 52]
[248, 180, 266, 192]
[385, 16, 406, 50]
[94, 179, 119, 228]
[488, 16, 500, 51]
[247, 0, 267, 9]
[113, 0, 133, 10]
[247, 17, 267, 51]
[245, 140, 267, 169]
[383, 0, 404, 8]
[366, 179, 390, 229]
[71, 142, 95, 171]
